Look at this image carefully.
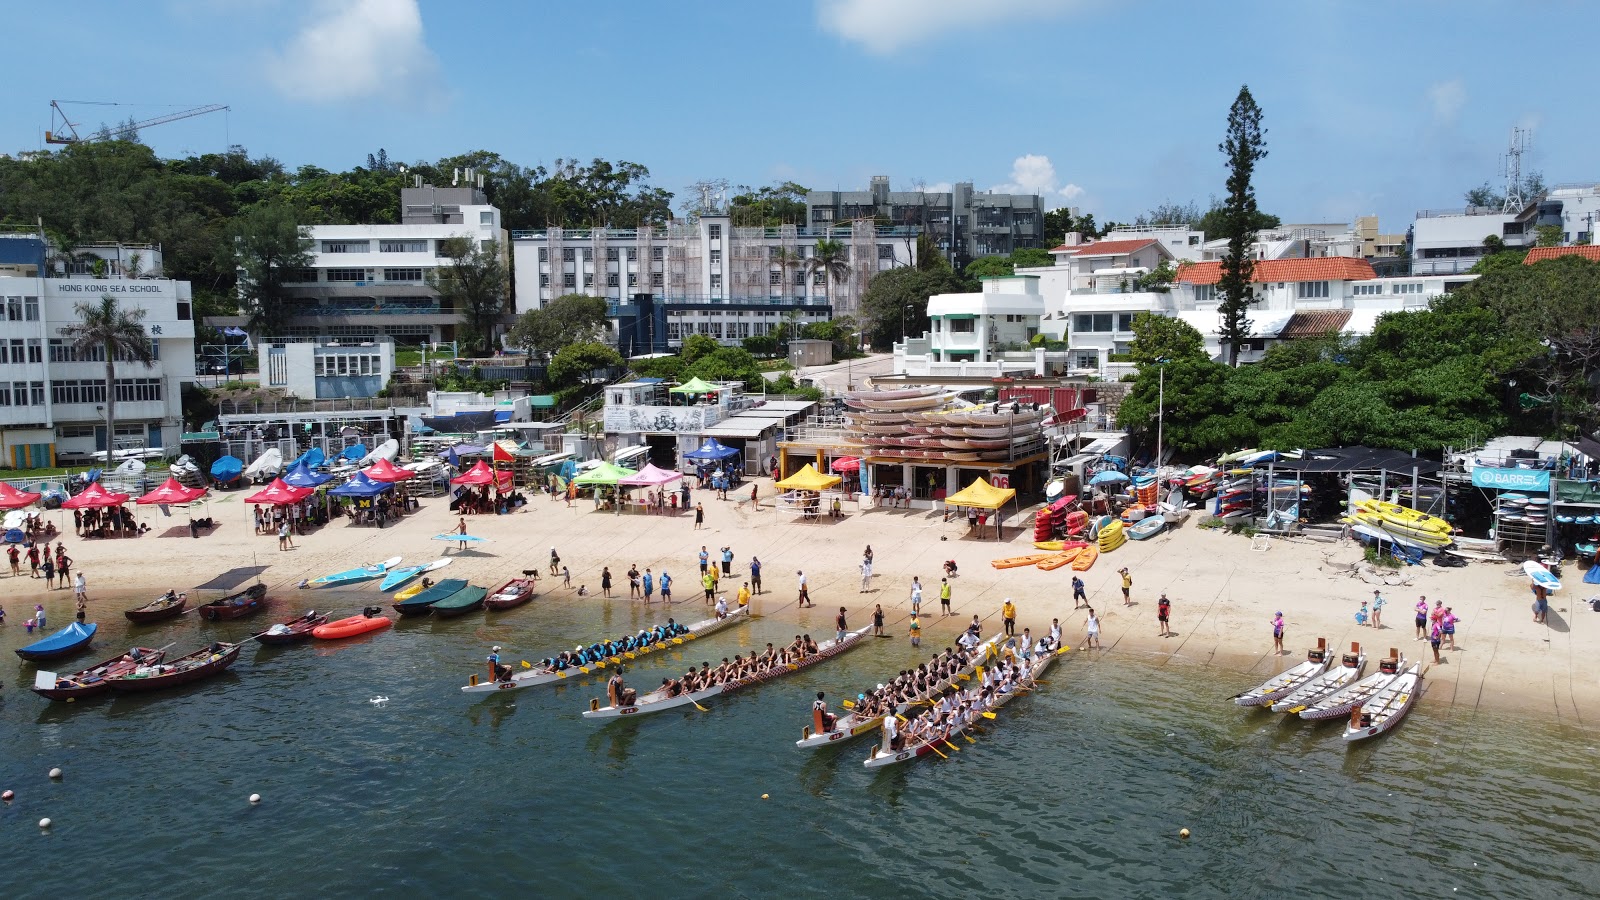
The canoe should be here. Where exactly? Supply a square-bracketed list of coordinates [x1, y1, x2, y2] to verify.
[16, 622, 98, 661]
[991, 553, 1059, 569]
[106, 642, 241, 693]
[379, 558, 452, 592]
[1524, 560, 1561, 591]
[196, 583, 268, 621]
[254, 612, 329, 645]
[1299, 654, 1406, 720]
[310, 555, 403, 587]
[32, 647, 166, 700]
[313, 611, 393, 640]
[1270, 644, 1366, 713]
[484, 578, 537, 611]
[1229, 640, 1329, 707]
[430, 584, 488, 618]
[1342, 663, 1423, 742]
[1071, 545, 1099, 571]
[125, 592, 188, 623]
[797, 635, 1006, 750]
[864, 646, 1060, 769]
[582, 627, 872, 719]
[843, 386, 944, 401]
[1036, 549, 1083, 570]
[393, 578, 468, 616]
[1032, 540, 1089, 552]
[1126, 516, 1165, 540]
[462, 607, 751, 694]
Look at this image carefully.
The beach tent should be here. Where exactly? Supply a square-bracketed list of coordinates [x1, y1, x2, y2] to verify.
[774, 464, 842, 492]
[135, 477, 207, 505]
[572, 461, 638, 486]
[364, 458, 417, 483]
[0, 482, 42, 510]
[62, 482, 132, 509]
[684, 439, 740, 462]
[670, 377, 719, 395]
[244, 478, 315, 506]
[945, 478, 1016, 509]
[619, 463, 684, 487]
[329, 471, 394, 498]
[282, 460, 335, 488]
[830, 456, 862, 474]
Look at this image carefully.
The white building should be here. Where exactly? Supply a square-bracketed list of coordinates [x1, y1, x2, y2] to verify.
[0, 238, 196, 467]
[895, 276, 1062, 377]
[1540, 183, 1600, 245]
[257, 336, 396, 400]
[1409, 204, 1538, 275]
[510, 215, 918, 352]
[1098, 226, 1207, 262]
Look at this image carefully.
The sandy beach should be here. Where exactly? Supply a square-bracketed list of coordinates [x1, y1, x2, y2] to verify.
[9, 478, 1597, 725]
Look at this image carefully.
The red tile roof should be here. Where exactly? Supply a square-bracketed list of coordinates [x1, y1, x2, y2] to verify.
[1050, 238, 1158, 256]
[1278, 309, 1353, 339]
[1174, 257, 1378, 285]
[1523, 245, 1600, 264]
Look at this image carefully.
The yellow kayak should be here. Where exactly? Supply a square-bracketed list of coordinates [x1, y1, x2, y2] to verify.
[1098, 519, 1126, 552]
[1036, 548, 1083, 570]
[1357, 500, 1451, 535]
[1033, 540, 1091, 551]
[393, 580, 431, 601]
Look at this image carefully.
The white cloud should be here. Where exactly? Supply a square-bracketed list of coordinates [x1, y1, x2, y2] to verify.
[266, 0, 439, 103]
[1426, 79, 1466, 124]
[817, 0, 1082, 54]
[990, 154, 1081, 207]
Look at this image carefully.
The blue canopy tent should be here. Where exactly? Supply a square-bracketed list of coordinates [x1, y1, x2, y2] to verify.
[283, 460, 335, 488]
[684, 439, 739, 462]
[338, 444, 368, 462]
[289, 447, 326, 470]
[328, 471, 394, 498]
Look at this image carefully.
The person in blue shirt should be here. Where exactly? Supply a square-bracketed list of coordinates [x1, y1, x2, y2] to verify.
[660, 571, 673, 603]
[643, 568, 655, 603]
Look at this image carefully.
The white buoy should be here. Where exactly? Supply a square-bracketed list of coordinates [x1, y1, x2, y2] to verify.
[249, 794, 261, 804]
[2, 789, 14, 801]
[1179, 828, 1191, 839]
[39, 818, 51, 829]
[48, 768, 62, 780]
[761, 793, 769, 800]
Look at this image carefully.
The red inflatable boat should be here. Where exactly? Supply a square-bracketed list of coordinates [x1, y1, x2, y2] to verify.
[313, 609, 393, 640]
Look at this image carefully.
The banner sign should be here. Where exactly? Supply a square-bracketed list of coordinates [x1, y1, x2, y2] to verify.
[1470, 467, 1550, 492]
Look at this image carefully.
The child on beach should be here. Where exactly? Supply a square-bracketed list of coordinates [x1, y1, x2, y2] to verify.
[909, 615, 921, 648]
[25, 616, 35, 633]
[1271, 611, 1285, 654]
[1355, 602, 1369, 626]
[562, 566, 571, 588]
[577, 584, 589, 597]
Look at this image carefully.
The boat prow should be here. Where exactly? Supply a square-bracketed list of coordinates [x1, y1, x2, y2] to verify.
[1341, 663, 1423, 741]
[1230, 638, 1328, 707]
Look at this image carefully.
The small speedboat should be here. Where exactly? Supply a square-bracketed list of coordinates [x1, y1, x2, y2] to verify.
[485, 577, 537, 611]
[309, 556, 403, 588]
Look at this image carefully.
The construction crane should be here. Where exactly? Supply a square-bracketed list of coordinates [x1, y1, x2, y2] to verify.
[46, 100, 229, 145]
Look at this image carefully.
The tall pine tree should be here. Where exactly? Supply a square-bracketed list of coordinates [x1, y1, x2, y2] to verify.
[1216, 86, 1267, 367]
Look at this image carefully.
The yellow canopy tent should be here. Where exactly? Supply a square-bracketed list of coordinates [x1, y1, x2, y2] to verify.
[774, 463, 842, 492]
[944, 477, 1017, 540]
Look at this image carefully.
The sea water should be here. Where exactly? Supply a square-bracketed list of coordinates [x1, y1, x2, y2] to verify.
[2, 595, 1596, 898]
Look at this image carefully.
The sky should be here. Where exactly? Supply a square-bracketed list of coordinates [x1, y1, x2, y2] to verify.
[1, 0, 1587, 231]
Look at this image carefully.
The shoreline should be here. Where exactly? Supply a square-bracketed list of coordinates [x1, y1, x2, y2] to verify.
[4, 477, 1596, 726]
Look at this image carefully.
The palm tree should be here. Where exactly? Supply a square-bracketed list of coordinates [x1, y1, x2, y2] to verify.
[61, 293, 155, 469]
[804, 239, 852, 311]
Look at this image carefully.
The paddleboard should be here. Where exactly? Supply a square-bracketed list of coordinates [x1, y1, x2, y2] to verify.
[1524, 560, 1562, 591]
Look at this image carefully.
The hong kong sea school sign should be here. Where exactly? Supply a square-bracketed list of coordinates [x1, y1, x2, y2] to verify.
[1470, 467, 1550, 492]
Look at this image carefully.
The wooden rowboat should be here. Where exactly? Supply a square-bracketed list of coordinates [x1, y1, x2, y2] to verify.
[1342, 663, 1423, 741]
[196, 584, 267, 621]
[254, 612, 329, 645]
[32, 647, 166, 700]
[124, 592, 188, 624]
[484, 577, 537, 611]
[106, 642, 242, 693]
[1229, 639, 1328, 707]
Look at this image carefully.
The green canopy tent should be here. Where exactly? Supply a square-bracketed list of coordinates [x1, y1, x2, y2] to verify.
[669, 377, 719, 394]
[571, 461, 638, 486]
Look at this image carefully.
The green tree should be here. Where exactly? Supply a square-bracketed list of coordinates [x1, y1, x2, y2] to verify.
[964, 256, 1013, 278]
[771, 248, 804, 299]
[688, 346, 762, 387]
[1194, 198, 1279, 238]
[1465, 182, 1502, 209]
[805, 239, 852, 310]
[60, 293, 155, 468]
[1215, 85, 1269, 366]
[429, 237, 509, 355]
[1010, 247, 1054, 269]
[1136, 260, 1178, 292]
[857, 264, 974, 349]
[229, 202, 312, 336]
[506, 293, 609, 360]
[679, 333, 721, 365]
[548, 341, 623, 388]
[741, 333, 779, 357]
[1126, 312, 1208, 369]
[1536, 224, 1563, 247]
[1115, 356, 1235, 454]
[729, 181, 809, 227]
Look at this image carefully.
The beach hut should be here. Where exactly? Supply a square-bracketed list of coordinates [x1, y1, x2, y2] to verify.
[944, 477, 1018, 540]
[0, 482, 42, 510]
[135, 477, 207, 505]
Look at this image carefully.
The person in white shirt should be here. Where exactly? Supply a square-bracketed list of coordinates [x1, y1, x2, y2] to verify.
[715, 594, 729, 619]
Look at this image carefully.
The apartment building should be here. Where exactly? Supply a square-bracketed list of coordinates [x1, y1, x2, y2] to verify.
[806, 176, 1044, 264]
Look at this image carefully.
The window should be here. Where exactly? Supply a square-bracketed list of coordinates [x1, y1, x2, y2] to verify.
[1192, 284, 1214, 305]
[539, 274, 550, 288]
[812, 272, 825, 285]
[56, 425, 95, 439]
[177, 302, 191, 321]
[949, 318, 975, 333]
[481, 240, 493, 253]
[1118, 313, 1134, 332]
[283, 268, 317, 283]
[795, 271, 806, 286]
[10, 381, 26, 405]
[582, 249, 593, 261]
[28, 381, 43, 405]
[627, 248, 639, 261]
[667, 321, 684, 341]
[627, 273, 638, 287]
[538, 248, 549, 262]
[23, 296, 39, 320]
[651, 273, 663, 287]
[321, 240, 369, 253]
[1393, 282, 1423, 295]
[770, 270, 782, 285]
[4, 297, 21, 321]
[878, 244, 894, 260]
[384, 268, 424, 282]
[326, 268, 369, 282]
[1296, 281, 1329, 299]
[710, 249, 722, 264]
[563, 273, 576, 288]
[380, 240, 428, 253]
[0, 384, 9, 406]
[1074, 313, 1118, 332]
[583, 275, 594, 288]
[606, 248, 619, 261]
[562, 249, 575, 262]
[708, 225, 722, 240]
[479, 211, 494, 225]
[1352, 284, 1383, 296]
[26, 339, 41, 363]
[607, 273, 619, 287]
[710, 274, 722, 293]
[651, 247, 664, 261]
[1073, 352, 1098, 369]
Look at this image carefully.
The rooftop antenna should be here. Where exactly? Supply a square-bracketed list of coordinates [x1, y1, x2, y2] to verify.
[1501, 127, 1532, 212]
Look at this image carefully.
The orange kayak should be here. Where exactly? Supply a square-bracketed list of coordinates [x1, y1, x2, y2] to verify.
[991, 553, 1059, 569]
[1071, 545, 1100, 571]
[1036, 548, 1083, 570]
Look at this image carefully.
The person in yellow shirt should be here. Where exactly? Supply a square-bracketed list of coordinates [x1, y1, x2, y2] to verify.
[1001, 598, 1017, 637]
[736, 582, 751, 610]
[1120, 568, 1133, 607]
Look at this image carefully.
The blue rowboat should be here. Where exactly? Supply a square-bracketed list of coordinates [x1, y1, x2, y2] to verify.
[379, 558, 452, 592]
[16, 621, 97, 661]
[1126, 516, 1165, 540]
[308, 555, 402, 588]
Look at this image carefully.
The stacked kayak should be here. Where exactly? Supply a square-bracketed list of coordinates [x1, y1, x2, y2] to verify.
[1342, 500, 1453, 549]
[1098, 518, 1126, 553]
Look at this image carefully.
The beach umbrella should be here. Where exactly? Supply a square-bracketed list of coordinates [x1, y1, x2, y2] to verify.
[830, 456, 862, 474]
[282, 460, 334, 488]
[0, 482, 42, 510]
[1089, 471, 1131, 485]
[62, 482, 132, 509]
[244, 478, 314, 505]
[135, 477, 207, 505]
[365, 458, 417, 483]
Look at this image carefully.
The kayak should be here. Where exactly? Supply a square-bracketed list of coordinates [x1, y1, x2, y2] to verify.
[313, 613, 393, 640]
[1032, 540, 1089, 552]
[991, 553, 1058, 569]
[379, 558, 452, 592]
[1036, 548, 1083, 571]
[1071, 545, 1099, 571]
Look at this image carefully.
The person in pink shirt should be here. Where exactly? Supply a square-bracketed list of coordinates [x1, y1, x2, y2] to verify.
[1270, 611, 1285, 655]
[1414, 596, 1429, 640]
[1442, 607, 1458, 650]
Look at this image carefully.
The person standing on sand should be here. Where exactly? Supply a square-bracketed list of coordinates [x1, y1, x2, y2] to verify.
[562, 566, 571, 588]
[910, 577, 922, 613]
[694, 502, 704, 529]
[859, 558, 871, 593]
[1442, 607, 1458, 650]
[1415, 596, 1429, 640]
[749, 556, 763, 594]
[627, 565, 641, 598]
[7, 544, 19, 576]
[699, 546, 709, 575]
[642, 568, 654, 604]
[454, 518, 466, 551]
[278, 522, 290, 551]
[549, 548, 561, 575]
[721, 546, 733, 577]
[1271, 611, 1285, 655]
[74, 572, 87, 606]
[1157, 594, 1172, 637]
[1002, 598, 1017, 637]
[750, 483, 759, 509]
[702, 571, 715, 604]
[940, 578, 952, 616]
[1084, 608, 1100, 649]
[1070, 576, 1086, 608]
[797, 570, 813, 607]
[736, 581, 750, 611]
[1120, 568, 1133, 606]
[1429, 619, 1443, 663]
[1532, 583, 1547, 624]
[27, 543, 40, 576]
[601, 566, 613, 598]
[41, 553, 54, 589]
[1371, 590, 1386, 629]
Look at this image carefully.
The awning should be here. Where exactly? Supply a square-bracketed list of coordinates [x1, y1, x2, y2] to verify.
[670, 377, 719, 394]
[775, 464, 841, 492]
[945, 477, 1016, 510]
[494, 410, 513, 423]
[1272, 446, 1442, 474]
[529, 395, 556, 408]
[700, 422, 772, 439]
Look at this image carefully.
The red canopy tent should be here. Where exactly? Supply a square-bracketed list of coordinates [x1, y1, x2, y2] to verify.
[0, 482, 41, 510]
[364, 458, 417, 483]
[244, 478, 315, 505]
[451, 460, 513, 491]
[136, 477, 208, 505]
[62, 482, 132, 509]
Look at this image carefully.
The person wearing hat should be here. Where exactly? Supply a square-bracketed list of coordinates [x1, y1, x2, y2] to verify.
[1270, 611, 1285, 655]
[487, 646, 512, 683]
